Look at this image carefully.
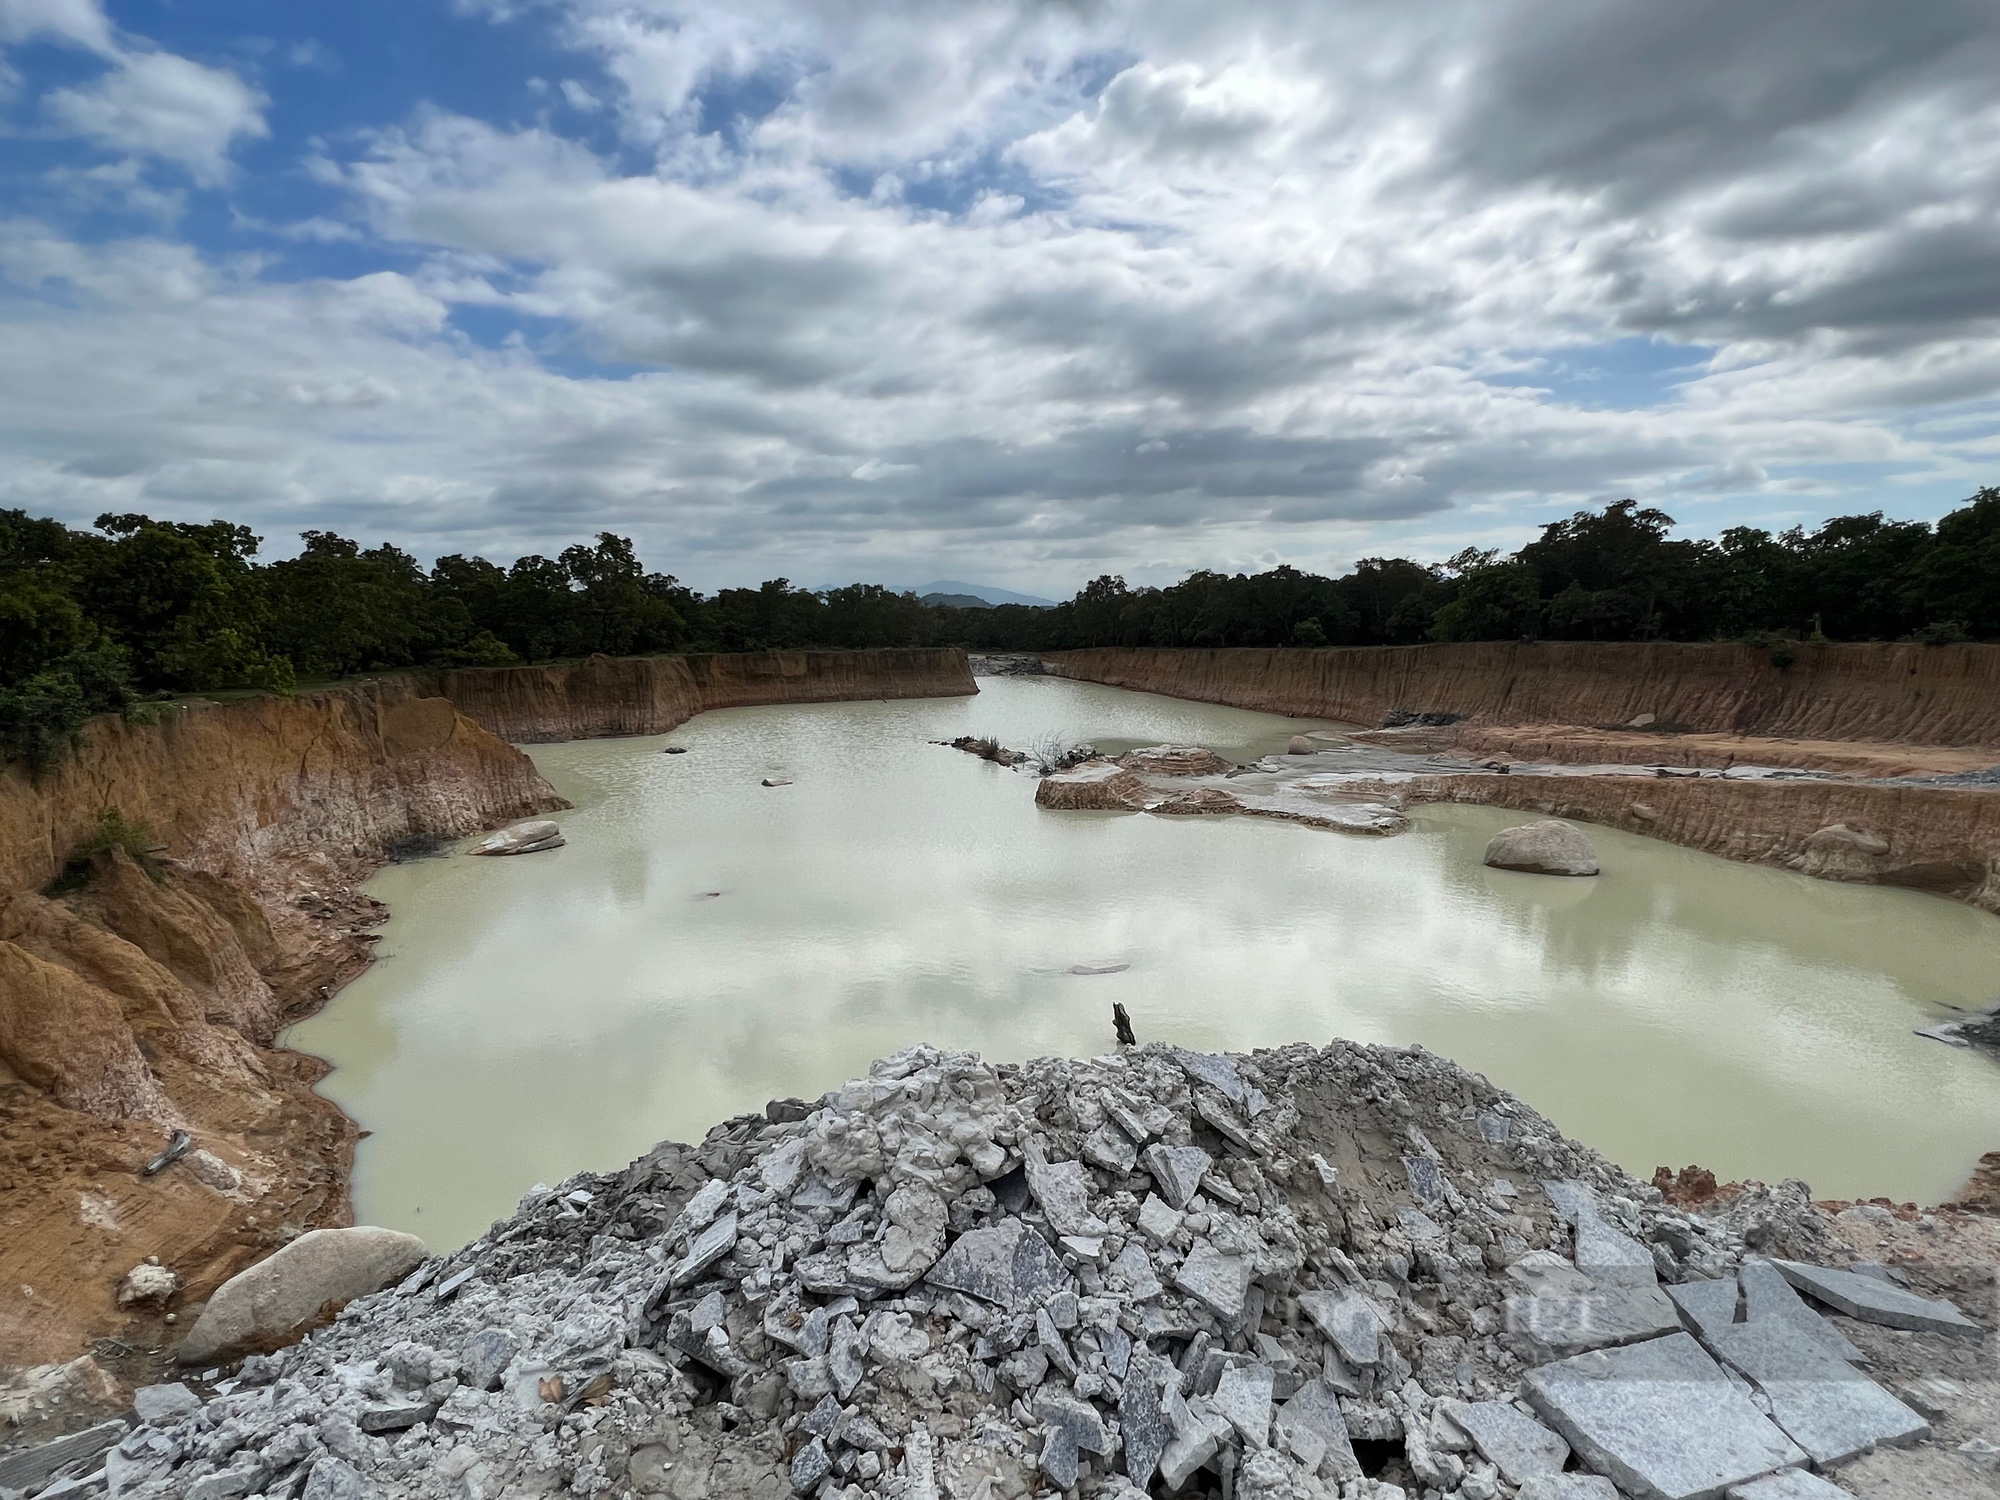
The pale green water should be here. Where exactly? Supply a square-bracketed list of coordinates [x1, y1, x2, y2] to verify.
[287, 677, 2000, 1247]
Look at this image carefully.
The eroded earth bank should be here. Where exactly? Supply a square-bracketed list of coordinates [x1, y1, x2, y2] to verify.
[0, 650, 974, 1377]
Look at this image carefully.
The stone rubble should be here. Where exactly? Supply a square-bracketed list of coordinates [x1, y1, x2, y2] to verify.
[49, 1039, 1983, 1500]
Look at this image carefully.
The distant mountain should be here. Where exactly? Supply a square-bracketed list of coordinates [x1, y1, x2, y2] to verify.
[920, 592, 994, 609]
[912, 580, 1058, 608]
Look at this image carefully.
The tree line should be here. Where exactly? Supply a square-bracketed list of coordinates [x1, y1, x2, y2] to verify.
[2, 487, 1994, 770]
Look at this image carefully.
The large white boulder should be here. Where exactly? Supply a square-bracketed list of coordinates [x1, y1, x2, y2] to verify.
[1484, 820, 1600, 877]
[178, 1227, 426, 1364]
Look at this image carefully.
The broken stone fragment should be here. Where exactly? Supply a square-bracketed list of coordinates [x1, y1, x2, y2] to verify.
[1737, 1259, 1865, 1363]
[1297, 1287, 1380, 1367]
[1121, 1354, 1169, 1485]
[789, 1437, 831, 1493]
[924, 1216, 1071, 1312]
[1727, 1466, 1869, 1498]
[1175, 1239, 1253, 1321]
[1449, 1401, 1569, 1487]
[117, 1260, 180, 1308]
[1212, 1361, 1274, 1446]
[1034, 1391, 1112, 1490]
[1082, 1123, 1138, 1174]
[1142, 1143, 1213, 1210]
[669, 1212, 739, 1287]
[1022, 1144, 1110, 1237]
[1136, 1193, 1185, 1242]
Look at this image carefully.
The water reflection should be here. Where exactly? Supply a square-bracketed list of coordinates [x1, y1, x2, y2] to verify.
[286, 677, 2000, 1246]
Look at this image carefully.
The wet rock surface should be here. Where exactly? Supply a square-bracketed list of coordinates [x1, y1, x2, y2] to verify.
[60, 1040, 1987, 1500]
[1482, 821, 1600, 878]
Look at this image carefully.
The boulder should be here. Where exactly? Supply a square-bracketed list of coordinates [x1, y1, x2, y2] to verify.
[469, 820, 563, 856]
[117, 1258, 181, 1308]
[1484, 820, 1599, 877]
[1286, 736, 1315, 755]
[178, 1227, 427, 1364]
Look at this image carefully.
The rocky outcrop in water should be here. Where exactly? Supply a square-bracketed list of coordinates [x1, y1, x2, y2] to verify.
[63, 1040, 1980, 1500]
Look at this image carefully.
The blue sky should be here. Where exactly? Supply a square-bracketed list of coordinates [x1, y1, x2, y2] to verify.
[2, 0, 1997, 592]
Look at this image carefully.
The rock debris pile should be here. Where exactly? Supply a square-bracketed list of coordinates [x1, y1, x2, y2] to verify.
[83, 1041, 1980, 1500]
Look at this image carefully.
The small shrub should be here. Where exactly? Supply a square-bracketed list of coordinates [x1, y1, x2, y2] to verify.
[1770, 645, 1796, 670]
[44, 807, 160, 895]
[1914, 619, 1969, 646]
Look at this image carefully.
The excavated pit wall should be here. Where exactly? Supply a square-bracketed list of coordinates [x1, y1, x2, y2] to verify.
[0, 649, 976, 1370]
[411, 647, 977, 744]
[1046, 644, 2000, 911]
[1044, 642, 2000, 745]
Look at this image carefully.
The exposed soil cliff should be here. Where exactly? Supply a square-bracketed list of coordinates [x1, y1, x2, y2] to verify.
[0, 650, 976, 1373]
[0, 685, 564, 1369]
[1046, 642, 2000, 746]
[412, 647, 976, 743]
[1352, 771, 2000, 911]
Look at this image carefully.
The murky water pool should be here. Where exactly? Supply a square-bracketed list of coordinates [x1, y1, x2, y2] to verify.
[287, 677, 2000, 1247]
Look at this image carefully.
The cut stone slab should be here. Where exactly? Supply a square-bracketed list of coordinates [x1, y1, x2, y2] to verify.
[178, 1227, 427, 1364]
[1706, 1318, 1928, 1467]
[1505, 1284, 1684, 1357]
[1739, 1260, 1864, 1364]
[1212, 1361, 1274, 1447]
[1523, 1331, 1806, 1500]
[1666, 1278, 1741, 1341]
[1773, 1259, 1985, 1337]
[1142, 1143, 1213, 1210]
[924, 1217, 1071, 1312]
[1726, 1470, 1854, 1499]
[1297, 1287, 1381, 1367]
[1175, 1239, 1253, 1322]
[1451, 1400, 1570, 1486]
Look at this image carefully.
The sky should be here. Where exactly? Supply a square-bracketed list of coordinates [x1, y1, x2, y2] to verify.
[1, 0, 1997, 595]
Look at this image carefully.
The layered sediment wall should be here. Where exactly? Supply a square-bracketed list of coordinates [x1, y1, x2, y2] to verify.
[1361, 772, 2000, 911]
[0, 684, 563, 1367]
[1046, 642, 2000, 746]
[413, 647, 976, 743]
[0, 649, 975, 1368]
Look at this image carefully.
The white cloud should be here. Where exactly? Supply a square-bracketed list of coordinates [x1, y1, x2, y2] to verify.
[0, 0, 114, 53]
[2, 0, 1998, 589]
[43, 48, 268, 183]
